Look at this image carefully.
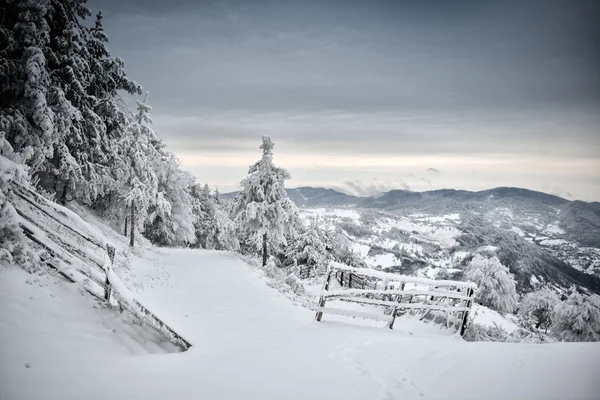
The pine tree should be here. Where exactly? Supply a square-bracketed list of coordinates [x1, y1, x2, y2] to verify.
[4, 0, 56, 174]
[190, 183, 238, 250]
[465, 254, 518, 313]
[1, 0, 203, 252]
[230, 135, 299, 265]
[145, 153, 195, 246]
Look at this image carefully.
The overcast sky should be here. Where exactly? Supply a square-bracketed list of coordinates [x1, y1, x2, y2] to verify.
[93, 0, 600, 200]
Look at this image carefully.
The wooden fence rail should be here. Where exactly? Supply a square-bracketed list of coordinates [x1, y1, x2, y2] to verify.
[315, 261, 477, 336]
[11, 182, 192, 350]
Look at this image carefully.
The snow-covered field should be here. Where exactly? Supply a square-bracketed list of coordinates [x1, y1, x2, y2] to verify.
[3, 246, 600, 400]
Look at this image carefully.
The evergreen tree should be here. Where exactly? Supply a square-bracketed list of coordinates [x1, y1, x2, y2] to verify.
[145, 153, 195, 246]
[4, 0, 55, 174]
[1, 0, 204, 252]
[190, 183, 238, 251]
[230, 135, 299, 265]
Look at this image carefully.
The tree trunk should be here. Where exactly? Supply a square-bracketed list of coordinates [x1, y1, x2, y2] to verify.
[124, 217, 128, 237]
[129, 201, 135, 247]
[59, 180, 69, 206]
[262, 232, 267, 266]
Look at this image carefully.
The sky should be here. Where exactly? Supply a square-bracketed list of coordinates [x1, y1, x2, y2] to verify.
[93, 0, 600, 200]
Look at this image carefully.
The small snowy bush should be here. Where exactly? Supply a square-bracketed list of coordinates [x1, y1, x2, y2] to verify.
[464, 322, 552, 343]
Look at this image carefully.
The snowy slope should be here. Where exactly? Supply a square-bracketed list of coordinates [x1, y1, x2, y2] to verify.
[3, 247, 600, 400]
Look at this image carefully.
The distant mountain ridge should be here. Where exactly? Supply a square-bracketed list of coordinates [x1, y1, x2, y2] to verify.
[223, 186, 571, 208]
[222, 186, 599, 248]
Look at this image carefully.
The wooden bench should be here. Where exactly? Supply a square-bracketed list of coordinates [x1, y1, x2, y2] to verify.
[315, 261, 476, 336]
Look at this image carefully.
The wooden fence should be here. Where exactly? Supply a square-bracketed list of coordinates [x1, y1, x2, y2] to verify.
[315, 261, 477, 336]
[11, 182, 192, 350]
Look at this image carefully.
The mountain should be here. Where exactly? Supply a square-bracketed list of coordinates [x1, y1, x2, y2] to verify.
[272, 186, 600, 297]
[559, 201, 600, 247]
[224, 186, 571, 210]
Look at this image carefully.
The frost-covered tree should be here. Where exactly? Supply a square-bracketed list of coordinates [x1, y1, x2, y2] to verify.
[145, 154, 195, 246]
[1, 0, 202, 251]
[285, 224, 328, 278]
[335, 246, 367, 270]
[191, 184, 238, 251]
[518, 288, 560, 332]
[4, 0, 56, 174]
[465, 254, 518, 313]
[552, 292, 600, 342]
[230, 136, 299, 265]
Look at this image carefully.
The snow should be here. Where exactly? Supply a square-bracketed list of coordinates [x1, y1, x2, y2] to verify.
[477, 245, 499, 253]
[3, 249, 600, 399]
[414, 213, 460, 223]
[366, 252, 399, 268]
[539, 238, 569, 246]
[543, 224, 565, 235]
[351, 242, 371, 257]
[510, 226, 526, 237]
[470, 304, 521, 333]
[302, 207, 361, 224]
[330, 261, 478, 289]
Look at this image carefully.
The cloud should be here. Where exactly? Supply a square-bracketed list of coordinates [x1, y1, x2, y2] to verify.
[334, 179, 410, 197]
[94, 0, 600, 201]
[541, 184, 574, 199]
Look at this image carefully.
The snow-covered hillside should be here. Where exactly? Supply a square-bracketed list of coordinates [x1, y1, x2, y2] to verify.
[3, 246, 600, 400]
[298, 204, 600, 296]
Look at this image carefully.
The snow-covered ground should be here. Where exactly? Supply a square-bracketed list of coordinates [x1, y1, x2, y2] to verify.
[3, 247, 600, 400]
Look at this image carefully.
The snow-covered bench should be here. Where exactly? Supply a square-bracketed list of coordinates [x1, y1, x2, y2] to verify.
[315, 261, 477, 336]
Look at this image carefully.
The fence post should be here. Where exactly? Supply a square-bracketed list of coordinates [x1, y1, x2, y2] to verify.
[104, 244, 115, 303]
[388, 306, 398, 329]
[459, 287, 474, 336]
[316, 267, 333, 322]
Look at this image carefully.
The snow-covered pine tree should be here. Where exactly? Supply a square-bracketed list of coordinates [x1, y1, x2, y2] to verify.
[117, 97, 161, 247]
[518, 288, 560, 332]
[4, 0, 56, 174]
[190, 183, 238, 251]
[230, 135, 299, 266]
[85, 9, 142, 206]
[465, 254, 518, 313]
[190, 183, 213, 248]
[208, 206, 239, 251]
[145, 152, 195, 246]
[552, 292, 600, 342]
